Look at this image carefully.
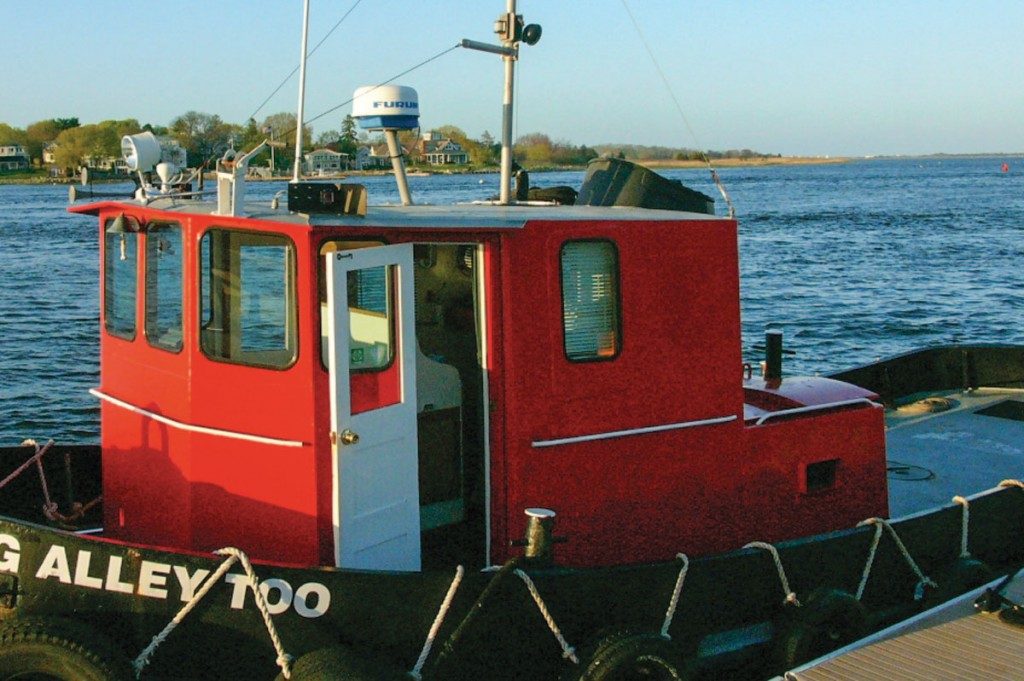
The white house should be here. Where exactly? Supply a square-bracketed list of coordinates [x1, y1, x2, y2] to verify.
[0, 143, 30, 171]
[42, 142, 58, 165]
[415, 131, 468, 165]
[304, 148, 347, 175]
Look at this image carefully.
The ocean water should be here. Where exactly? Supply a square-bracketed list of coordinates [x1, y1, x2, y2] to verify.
[1, 157, 1022, 444]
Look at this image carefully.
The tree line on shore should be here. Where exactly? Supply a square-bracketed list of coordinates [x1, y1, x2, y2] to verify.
[0, 112, 776, 172]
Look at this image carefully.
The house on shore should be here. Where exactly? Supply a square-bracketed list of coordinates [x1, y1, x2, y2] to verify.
[0, 144, 30, 172]
[415, 131, 468, 165]
[304, 148, 348, 175]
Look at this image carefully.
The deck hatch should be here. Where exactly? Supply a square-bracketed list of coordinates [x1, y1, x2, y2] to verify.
[975, 399, 1024, 422]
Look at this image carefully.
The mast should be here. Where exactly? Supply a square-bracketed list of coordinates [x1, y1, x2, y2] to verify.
[460, 3, 541, 205]
[292, 0, 311, 182]
[498, 0, 516, 205]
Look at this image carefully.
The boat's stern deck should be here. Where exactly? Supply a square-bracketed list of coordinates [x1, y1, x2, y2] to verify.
[886, 387, 1024, 517]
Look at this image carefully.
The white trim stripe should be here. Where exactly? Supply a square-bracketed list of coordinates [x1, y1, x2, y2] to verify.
[531, 414, 737, 449]
[89, 389, 308, 448]
[753, 398, 880, 426]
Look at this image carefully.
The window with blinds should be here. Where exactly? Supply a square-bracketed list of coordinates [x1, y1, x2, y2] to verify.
[560, 240, 621, 361]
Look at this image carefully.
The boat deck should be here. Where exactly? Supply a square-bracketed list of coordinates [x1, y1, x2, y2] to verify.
[886, 387, 1024, 518]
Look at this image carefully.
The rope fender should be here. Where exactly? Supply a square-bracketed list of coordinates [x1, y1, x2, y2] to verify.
[409, 565, 464, 680]
[132, 547, 293, 680]
[743, 541, 801, 607]
[660, 553, 690, 639]
[513, 569, 579, 664]
[855, 518, 937, 601]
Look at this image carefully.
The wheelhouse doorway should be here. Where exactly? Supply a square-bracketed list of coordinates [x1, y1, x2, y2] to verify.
[323, 240, 491, 571]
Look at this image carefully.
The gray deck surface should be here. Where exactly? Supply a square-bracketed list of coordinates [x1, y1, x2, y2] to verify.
[885, 388, 1024, 518]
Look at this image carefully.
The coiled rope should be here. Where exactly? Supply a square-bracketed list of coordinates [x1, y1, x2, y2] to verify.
[855, 518, 937, 601]
[660, 553, 690, 639]
[409, 565, 464, 680]
[513, 569, 579, 664]
[132, 547, 292, 679]
[744, 541, 800, 607]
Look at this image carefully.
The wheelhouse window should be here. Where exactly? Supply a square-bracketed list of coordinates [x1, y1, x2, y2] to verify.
[560, 240, 621, 361]
[200, 229, 297, 369]
[104, 218, 138, 339]
[318, 240, 388, 370]
[145, 222, 183, 352]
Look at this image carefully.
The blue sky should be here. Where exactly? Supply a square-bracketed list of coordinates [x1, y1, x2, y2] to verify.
[2, 1, 1021, 157]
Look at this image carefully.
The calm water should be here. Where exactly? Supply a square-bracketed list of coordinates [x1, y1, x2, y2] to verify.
[1, 157, 1022, 444]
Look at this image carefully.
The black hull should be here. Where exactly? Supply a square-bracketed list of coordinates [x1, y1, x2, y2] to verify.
[1, 346, 1023, 679]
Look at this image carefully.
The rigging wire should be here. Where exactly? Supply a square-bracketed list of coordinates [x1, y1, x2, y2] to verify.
[247, 0, 365, 124]
[303, 43, 462, 129]
[251, 42, 461, 165]
[619, 0, 736, 218]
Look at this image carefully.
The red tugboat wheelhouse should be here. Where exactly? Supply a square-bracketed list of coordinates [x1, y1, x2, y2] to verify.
[3, 3, 1024, 680]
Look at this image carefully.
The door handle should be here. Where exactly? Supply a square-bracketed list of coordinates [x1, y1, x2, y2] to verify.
[339, 429, 360, 445]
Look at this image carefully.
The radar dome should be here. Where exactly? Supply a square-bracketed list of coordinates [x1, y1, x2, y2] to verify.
[352, 85, 419, 130]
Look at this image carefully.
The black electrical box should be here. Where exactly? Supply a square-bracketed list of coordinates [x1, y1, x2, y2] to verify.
[287, 182, 367, 216]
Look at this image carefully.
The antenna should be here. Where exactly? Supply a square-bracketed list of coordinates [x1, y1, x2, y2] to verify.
[460, 0, 542, 205]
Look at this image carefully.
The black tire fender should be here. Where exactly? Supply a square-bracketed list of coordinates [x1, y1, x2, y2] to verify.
[774, 588, 868, 669]
[566, 630, 693, 681]
[279, 643, 408, 681]
[0, 616, 132, 681]
[923, 557, 994, 608]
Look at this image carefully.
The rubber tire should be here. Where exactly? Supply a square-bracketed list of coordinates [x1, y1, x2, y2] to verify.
[0, 617, 132, 681]
[923, 557, 994, 608]
[568, 631, 692, 681]
[279, 644, 408, 681]
[775, 589, 868, 669]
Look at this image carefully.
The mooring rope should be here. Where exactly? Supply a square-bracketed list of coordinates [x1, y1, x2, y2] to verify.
[1000, 479, 1024, 490]
[855, 518, 937, 601]
[743, 542, 800, 607]
[513, 569, 579, 664]
[132, 547, 293, 679]
[953, 495, 971, 558]
[660, 553, 690, 639]
[409, 565, 465, 680]
[3, 439, 100, 526]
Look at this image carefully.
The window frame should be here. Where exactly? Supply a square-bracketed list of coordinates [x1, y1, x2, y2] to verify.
[197, 227, 299, 371]
[144, 221, 184, 354]
[558, 238, 623, 363]
[103, 217, 139, 341]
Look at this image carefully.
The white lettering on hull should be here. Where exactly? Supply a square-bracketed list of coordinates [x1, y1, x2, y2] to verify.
[0, 535, 330, 618]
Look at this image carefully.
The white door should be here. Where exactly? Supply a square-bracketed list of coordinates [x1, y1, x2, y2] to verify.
[327, 244, 420, 571]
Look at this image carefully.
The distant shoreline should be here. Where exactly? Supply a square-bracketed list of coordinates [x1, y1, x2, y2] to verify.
[2, 153, 1020, 185]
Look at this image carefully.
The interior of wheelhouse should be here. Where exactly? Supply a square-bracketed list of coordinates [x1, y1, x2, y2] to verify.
[316, 239, 489, 570]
